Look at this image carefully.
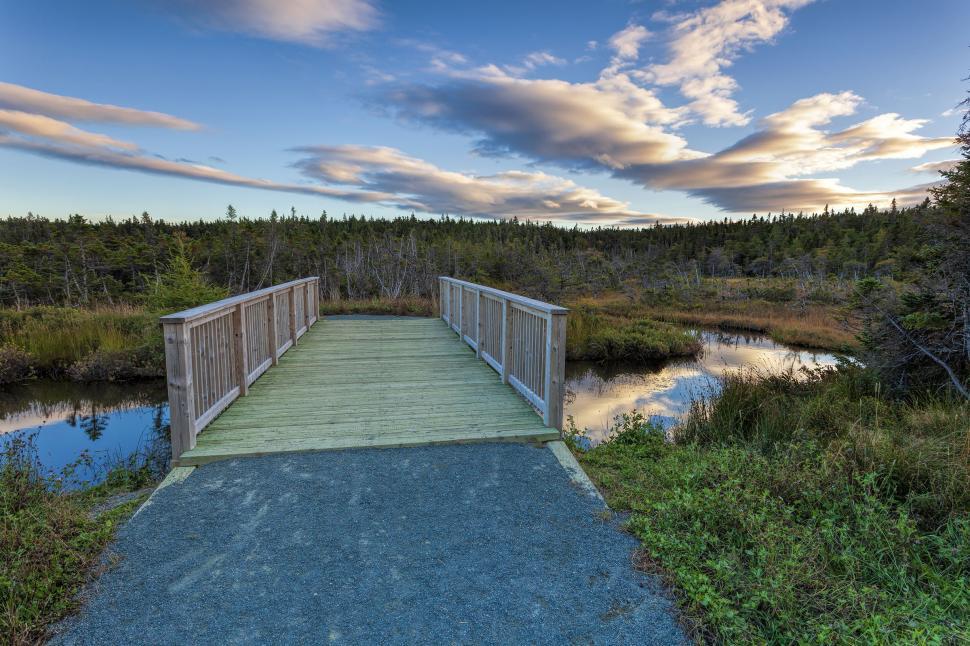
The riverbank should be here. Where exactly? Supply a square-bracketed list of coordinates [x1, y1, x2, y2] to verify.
[0, 307, 163, 385]
[1, 437, 162, 643]
[568, 365, 969, 642]
[570, 278, 859, 354]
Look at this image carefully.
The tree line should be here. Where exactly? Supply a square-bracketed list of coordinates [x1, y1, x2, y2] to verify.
[0, 201, 939, 308]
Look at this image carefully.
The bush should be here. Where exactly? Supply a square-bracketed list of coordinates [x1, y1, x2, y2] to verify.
[0, 346, 33, 385]
[319, 297, 433, 317]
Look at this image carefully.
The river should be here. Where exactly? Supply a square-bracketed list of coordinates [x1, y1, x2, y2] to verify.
[0, 329, 841, 480]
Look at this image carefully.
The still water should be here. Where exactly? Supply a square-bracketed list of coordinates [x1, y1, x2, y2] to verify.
[0, 380, 169, 484]
[0, 330, 839, 478]
[564, 331, 841, 445]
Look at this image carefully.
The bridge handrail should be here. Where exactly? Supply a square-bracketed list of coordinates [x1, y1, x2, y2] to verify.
[161, 277, 320, 463]
[438, 276, 567, 430]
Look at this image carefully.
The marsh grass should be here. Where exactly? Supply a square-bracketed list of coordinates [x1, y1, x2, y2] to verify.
[0, 307, 163, 384]
[574, 366, 970, 643]
[0, 435, 161, 644]
[566, 306, 702, 362]
[572, 278, 859, 353]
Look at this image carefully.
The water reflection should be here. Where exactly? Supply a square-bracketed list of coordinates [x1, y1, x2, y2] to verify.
[565, 331, 840, 444]
[0, 380, 170, 484]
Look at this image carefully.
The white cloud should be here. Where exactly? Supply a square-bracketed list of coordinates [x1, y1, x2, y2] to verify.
[618, 92, 955, 211]
[158, 0, 379, 46]
[0, 110, 138, 151]
[291, 145, 675, 222]
[910, 159, 960, 174]
[0, 85, 671, 224]
[504, 51, 567, 76]
[0, 82, 200, 130]
[608, 24, 652, 62]
[643, 0, 814, 126]
[388, 67, 695, 170]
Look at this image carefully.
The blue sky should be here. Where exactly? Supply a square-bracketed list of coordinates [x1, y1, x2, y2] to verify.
[0, 0, 967, 225]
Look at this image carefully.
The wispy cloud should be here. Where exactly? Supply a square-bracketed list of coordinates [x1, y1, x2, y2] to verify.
[0, 110, 138, 151]
[504, 51, 567, 76]
[387, 68, 694, 169]
[910, 159, 960, 174]
[156, 0, 379, 46]
[0, 84, 670, 224]
[291, 145, 675, 222]
[642, 0, 814, 127]
[0, 82, 200, 130]
[384, 7, 955, 215]
[617, 92, 955, 210]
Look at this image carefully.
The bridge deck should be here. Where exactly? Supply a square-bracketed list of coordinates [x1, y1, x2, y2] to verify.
[177, 317, 558, 466]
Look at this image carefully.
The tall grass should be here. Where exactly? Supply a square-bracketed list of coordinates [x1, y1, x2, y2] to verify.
[566, 306, 702, 362]
[649, 302, 856, 352]
[574, 367, 970, 642]
[0, 307, 163, 383]
[678, 365, 970, 524]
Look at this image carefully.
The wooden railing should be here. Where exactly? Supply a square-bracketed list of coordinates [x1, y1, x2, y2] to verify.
[160, 277, 320, 462]
[438, 277, 568, 430]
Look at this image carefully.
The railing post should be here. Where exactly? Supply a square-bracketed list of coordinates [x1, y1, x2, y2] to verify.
[501, 297, 512, 384]
[476, 289, 484, 358]
[164, 321, 197, 463]
[543, 311, 567, 430]
[458, 287, 464, 339]
[289, 285, 298, 346]
[440, 278, 448, 323]
[233, 303, 249, 396]
[267, 292, 279, 365]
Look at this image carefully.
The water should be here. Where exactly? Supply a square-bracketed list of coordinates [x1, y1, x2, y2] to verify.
[565, 331, 841, 445]
[0, 380, 169, 485]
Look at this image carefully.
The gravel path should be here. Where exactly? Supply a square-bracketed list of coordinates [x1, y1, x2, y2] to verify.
[53, 443, 685, 645]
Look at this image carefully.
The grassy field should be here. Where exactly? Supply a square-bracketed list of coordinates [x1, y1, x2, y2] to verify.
[569, 366, 969, 643]
[0, 437, 161, 644]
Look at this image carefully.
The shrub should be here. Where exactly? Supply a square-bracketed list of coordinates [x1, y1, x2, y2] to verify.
[0, 346, 33, 385]
[144, 243, 228, 313]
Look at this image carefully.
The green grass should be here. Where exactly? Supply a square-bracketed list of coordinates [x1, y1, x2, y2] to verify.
[0, 436, 160, 644]
[0, 307, 163, 384]
[570, 368, 970, 643]
[566, 306, 702, 362]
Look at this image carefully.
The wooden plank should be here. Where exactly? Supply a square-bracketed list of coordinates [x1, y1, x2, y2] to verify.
[186, 316, 561, 465]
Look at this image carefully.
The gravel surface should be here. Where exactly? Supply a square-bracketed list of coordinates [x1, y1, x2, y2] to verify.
[53, 443, 685, 645]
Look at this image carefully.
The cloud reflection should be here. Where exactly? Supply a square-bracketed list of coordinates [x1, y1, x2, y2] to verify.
[564, 331, 839, 444]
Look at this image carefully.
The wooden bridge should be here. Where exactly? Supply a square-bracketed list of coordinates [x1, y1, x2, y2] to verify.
[161, 277, 568, 465]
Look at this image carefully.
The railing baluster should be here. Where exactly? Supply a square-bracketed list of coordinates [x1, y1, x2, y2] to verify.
[233, 304, 249, 396]
[438, 277, 568, 431]
[161, 278, 320, 463]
